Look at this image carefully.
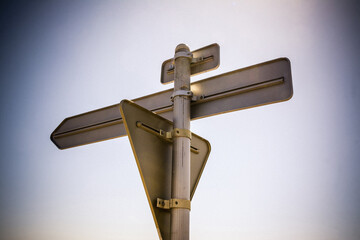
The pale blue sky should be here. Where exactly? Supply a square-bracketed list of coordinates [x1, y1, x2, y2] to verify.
[0, 1, 359, 239]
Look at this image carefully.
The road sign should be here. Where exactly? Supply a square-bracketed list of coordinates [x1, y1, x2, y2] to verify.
[161, 43, 220, 84]
[120, 100, 210, 240]
[51, 58, 293, 149]
[51, 43, 294, 240]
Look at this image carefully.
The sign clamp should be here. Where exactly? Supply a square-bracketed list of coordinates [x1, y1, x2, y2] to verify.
[169, 128, 192, 140]
[156, 198, 191, 210]
[167, 56, 212, 73]
[136, 121, 195, 150]
[170, 90, 193, 101]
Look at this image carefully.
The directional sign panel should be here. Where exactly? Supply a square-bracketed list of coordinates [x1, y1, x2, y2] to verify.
[51, 58, 293, 149]
[161, 43, 220, 84]
[120, 100, 210, 240]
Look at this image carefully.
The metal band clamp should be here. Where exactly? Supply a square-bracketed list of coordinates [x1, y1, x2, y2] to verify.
[167, 56, 208, 72]
[167, 51, 193, 69]
[174, 51, 193, 61]
[159, 128, 192, 140]
[171, 90, 193, 101]
[173, 128, 191, 139]
[157, 198, 191, 210]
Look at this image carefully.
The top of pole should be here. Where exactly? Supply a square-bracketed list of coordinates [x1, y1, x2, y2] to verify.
[175, 44, 190, 53]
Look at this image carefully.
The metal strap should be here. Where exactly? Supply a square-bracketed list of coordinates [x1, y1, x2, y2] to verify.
[157, 198, 191, 210]
[191, 56, 204, 64]
[159, 128, 191, 140]
[136, 122, 192, 141]
[173, 128, 191, 139]
[174, 51, 193, 60]
[171, 90, 193, 101]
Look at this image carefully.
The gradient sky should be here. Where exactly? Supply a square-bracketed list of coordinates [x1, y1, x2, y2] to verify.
[0, 1, 359, 240]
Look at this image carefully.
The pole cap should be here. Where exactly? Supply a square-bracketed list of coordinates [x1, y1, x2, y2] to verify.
[175, 44, 190, 53]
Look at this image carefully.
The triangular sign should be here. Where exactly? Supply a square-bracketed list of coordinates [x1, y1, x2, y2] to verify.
[120, 100, 211, 240]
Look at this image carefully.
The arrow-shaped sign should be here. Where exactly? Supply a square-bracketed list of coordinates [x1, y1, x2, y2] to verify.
[51, 58, 292, 149]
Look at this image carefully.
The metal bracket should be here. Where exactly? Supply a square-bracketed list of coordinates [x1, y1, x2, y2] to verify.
[157, 198, 191, 210]
[160, 128, 192, 140]
[171, 90, 193, 101]
[174, 51, 193, 61]
[173, 128, 192, 139]
[135, 122, 199, 153]
[170, 90, 201, 102]
[191, 56, 204, 64]
[167, 55, 213, 73]
[158, 129, 172, 139]
[166, 52, 193, 71]
[190, 94, 205, 102]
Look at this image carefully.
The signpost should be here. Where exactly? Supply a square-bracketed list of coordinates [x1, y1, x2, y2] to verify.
[50, 43, 293, 240]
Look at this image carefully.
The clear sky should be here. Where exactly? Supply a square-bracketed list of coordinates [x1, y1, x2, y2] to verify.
[0, 0, 359, 239]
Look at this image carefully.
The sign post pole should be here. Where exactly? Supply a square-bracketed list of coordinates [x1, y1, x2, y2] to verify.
[171, 44, 192, 240]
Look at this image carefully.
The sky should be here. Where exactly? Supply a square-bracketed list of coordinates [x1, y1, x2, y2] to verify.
[0, 0, 359, 239]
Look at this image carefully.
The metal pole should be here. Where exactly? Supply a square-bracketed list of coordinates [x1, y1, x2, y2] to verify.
[171, 44, 192, 240]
